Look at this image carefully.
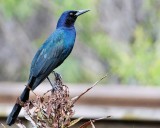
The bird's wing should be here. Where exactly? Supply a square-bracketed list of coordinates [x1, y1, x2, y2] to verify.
[30, 30, 64, 77]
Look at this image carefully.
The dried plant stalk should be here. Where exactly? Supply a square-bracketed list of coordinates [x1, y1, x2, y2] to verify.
[16, 75, 108, 128]
[23, 78, 75, 128]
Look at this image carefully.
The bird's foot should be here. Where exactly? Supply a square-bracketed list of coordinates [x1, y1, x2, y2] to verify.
[47, 77, 59, 92]
[52, 71, 62, 81]
[51, 83, 60, 92]
[52, 71, 63, 92]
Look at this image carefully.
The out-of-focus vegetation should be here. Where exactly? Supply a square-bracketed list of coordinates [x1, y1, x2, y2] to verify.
[0, 0, 160, 85]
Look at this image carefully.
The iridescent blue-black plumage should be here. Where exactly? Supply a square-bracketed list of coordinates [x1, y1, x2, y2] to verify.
[29, 27, 76, 90]
[6, 9, 89, 126]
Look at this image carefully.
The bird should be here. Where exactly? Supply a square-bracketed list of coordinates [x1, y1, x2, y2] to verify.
[6, 9, 90, 126]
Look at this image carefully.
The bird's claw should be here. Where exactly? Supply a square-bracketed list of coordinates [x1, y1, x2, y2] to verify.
[52, 71, 62, 81]
[47, 76, 59, 91]
[52, 83, 60, 92]
[49, 71, 63, 92]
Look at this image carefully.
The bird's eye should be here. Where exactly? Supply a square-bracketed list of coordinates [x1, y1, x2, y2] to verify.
[70, 13, 73, 16]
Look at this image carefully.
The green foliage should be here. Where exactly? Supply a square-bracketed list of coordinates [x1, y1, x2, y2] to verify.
[52, 0, 100, 83]
[109, 26, 160, 85]
[1, 0, 160, 85]
[0, 0, 38, 20]
[53, 0, 160, 85]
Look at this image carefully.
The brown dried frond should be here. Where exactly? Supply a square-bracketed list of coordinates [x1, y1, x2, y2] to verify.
[23, 78, 74, 128]
[22, 75, 107, 128]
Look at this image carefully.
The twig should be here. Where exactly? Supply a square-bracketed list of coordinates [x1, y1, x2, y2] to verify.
[90, 120, 95, 128]
[79, 116, 110, 128]
[72, 74, 107, 105]
[42, 89, 52, 97]
[0, 123, 5, 128]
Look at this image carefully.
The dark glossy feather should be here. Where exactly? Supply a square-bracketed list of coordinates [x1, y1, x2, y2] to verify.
[6, 9, 89, 126]
[30, 29, 65, 77]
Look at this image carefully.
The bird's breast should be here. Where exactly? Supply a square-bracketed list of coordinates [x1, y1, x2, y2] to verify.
[63, 28, 76, 48]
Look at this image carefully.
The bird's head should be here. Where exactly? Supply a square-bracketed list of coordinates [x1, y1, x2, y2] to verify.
[56, 10, 90, 28]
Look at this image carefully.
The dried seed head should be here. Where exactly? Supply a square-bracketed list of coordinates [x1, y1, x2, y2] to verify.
[24, 79, 74, 128]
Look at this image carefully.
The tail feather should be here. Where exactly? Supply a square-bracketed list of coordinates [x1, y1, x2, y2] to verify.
[6, 87, 30, 126]
[6, 103, 22, 126]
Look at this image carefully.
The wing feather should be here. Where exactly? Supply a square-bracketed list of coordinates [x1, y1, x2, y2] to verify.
[30, 29, 64, 77]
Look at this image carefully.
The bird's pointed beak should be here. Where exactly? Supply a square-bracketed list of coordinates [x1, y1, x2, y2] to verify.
[75, 9, 90, 17]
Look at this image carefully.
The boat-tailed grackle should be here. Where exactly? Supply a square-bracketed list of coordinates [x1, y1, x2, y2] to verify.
[6, 9, 90, 126]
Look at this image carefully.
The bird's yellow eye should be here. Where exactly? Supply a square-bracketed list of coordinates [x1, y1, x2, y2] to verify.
[70, 13, 73, 16]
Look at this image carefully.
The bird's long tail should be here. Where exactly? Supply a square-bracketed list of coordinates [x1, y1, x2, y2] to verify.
[6, 87, 30, 126]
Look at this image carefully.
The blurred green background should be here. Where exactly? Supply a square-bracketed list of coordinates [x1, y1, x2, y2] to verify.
[0, 0, 160, 85]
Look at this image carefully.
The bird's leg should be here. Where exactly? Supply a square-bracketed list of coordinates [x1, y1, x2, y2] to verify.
[47, 77, 58, 91]
[47, 71, 62, 92]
